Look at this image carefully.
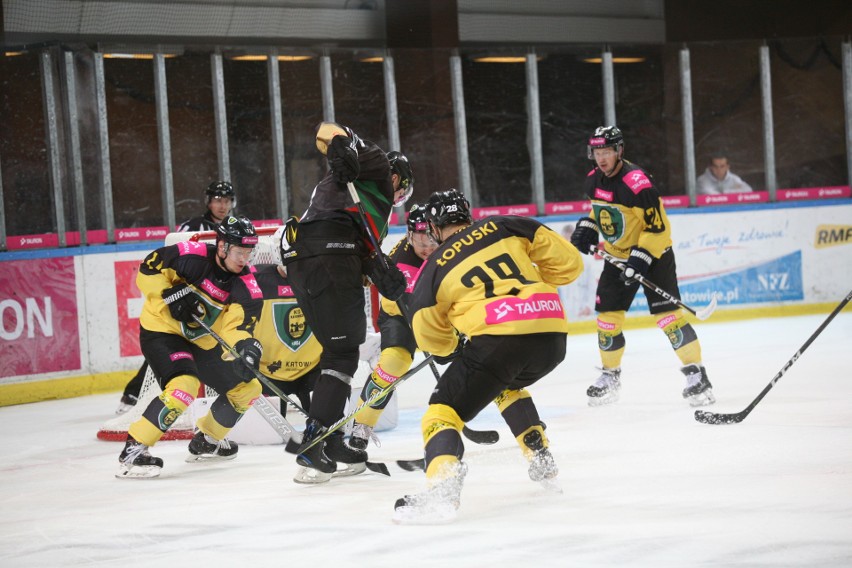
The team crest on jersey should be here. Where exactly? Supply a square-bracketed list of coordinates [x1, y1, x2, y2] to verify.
[181, 299, 220, 341]
[592, 204, 626, 243]
[272, 300, 313, 352]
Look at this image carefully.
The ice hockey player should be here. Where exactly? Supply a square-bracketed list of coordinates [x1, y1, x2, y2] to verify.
[393, 189, 585, 523]
[569, 126, 716, 407]
[116, 180, 239, 415]
[116, 215, 264, 479]
[279, 123, 410, 483]
[348, 202, 438, 452]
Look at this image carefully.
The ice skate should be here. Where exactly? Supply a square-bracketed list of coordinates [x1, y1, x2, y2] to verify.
[523, 430, 562, 493]
[348, 422, 379, 452]
[326, 431, 368, 477]
[116, 435, 163, 479]
[586, 367, 621, 406]
[681, 364, 716, 407]
[115, 393, 138, 415]
[293, 418, 336, 484]
[186, 430, 238, 462]
[393, 461, 468, 525]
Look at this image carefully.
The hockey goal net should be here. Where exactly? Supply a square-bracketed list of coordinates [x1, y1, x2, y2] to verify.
[97, 225, 380, 442]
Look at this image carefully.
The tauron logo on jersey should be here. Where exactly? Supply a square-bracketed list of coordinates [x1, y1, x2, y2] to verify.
[592, 205, 626, 243]
[594, 188, 613, 201]
[272, 301, 313, 352]
[484, 293, 564, 325]
[625, 171, 652, 193]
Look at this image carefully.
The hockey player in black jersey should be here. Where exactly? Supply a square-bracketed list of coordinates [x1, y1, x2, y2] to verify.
[280, 123, 409, 483]
[348, 202, 438, 451]
[570, 126, 716, 407]
[116, 216, 264, 478]
[393, 190, 585, 523]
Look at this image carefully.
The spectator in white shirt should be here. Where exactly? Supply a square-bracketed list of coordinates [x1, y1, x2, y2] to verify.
[696, 155, 753, 195]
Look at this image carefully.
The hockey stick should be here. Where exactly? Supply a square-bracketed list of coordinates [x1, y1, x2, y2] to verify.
[299, 354, 436, 454]
[346, 183, 502, 445]
[188, 310, 309, 421]
[424, 362, 500, 445]
[590, 245, 718, 321]
[695, 288, 852, 425]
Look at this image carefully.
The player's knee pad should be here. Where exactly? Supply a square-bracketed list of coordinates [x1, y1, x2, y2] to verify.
[372, 346, 414, 386]
[656, 310, 702, 364]
[422, 404, 465, 474]
[131, 374, 200, 445]
[197, 379, 262, 439]
[226, 378, 262, 414]
[597, 311, 626, 368]
[493, 388, 543, 439]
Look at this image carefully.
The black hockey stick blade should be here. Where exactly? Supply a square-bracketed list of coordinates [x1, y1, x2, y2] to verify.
[462, 425, 500, 445]
[365, 461, 391, 476]
[395, 458, 426, 472]
[694, 288, 852, 426]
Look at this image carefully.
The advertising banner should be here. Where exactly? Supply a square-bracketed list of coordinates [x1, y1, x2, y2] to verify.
[0, 257, 80, 378]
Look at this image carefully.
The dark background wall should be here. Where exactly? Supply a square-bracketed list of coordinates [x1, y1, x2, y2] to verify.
[665, 0, 852, 42]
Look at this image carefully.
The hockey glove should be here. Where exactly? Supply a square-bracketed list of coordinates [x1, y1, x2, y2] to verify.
[234, 338, 262, 382]
[327, 134, 360, 184]
[162, 284, 203, 323]
[570, 217, 599, 255]
[620, 246, 653, 285]
[367, 251, 407, 302]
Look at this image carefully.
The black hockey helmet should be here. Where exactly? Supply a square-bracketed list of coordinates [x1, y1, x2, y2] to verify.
[216, 215, 258, 248]
[425, 189, 472, 228]
[388, 151, 414, 206]
[206, 180, 236, 202]
[406, 203, 430, 233]
[587, 126, 624, 159]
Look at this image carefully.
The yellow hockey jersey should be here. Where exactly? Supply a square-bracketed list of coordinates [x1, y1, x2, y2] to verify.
[252, 264, 321, 382]
[582, 160, 673, 260]
[137, 241, 263, 352]
[408, 216, 584, 357]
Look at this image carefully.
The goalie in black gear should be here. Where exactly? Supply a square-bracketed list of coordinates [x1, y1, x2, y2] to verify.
[116, 215, 264, 479]
[571, 126, 715, 407]
[393, 189, 585, 523]
[280, 123, 411, 484]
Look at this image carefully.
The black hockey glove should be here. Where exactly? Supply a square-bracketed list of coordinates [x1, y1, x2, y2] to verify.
[234, 338, 262, 382]
[570, 217, 599, 255]
[620, 246, 653, 285]
[162, 284, 203, 323]
[367, 251, 407, 302]
[327, 134, 360, 184]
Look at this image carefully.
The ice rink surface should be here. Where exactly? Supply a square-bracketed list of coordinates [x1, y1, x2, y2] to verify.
[1, 312, 850, 567]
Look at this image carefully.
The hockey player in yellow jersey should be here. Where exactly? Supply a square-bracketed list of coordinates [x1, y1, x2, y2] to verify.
[570, 126, 716, 407]
[251, 263, 322, 412]
[393, 189, 585, 523]
[117, 216, 265, 478]
[348, 203, 438, 453]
